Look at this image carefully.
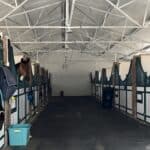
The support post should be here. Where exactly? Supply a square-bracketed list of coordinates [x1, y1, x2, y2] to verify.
[131, 56, 137, 118]
[112, 62, 119, 108]
[4, 100, 10, 147]
[3, 37, 11, 147]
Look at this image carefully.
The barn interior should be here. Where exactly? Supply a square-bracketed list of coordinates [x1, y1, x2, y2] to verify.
[0, 0, 150, 150]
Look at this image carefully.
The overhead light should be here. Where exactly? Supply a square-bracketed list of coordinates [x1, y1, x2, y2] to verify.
[66, 27, 72, 33]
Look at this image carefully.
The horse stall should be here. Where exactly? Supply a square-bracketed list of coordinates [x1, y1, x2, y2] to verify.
[96, 68, 110, 105]
[0, 35, 51, 148]
[114, 56, 150, 122]
[118, 61, 130, 114]
[95, 71, 103, 103]
[135, 55, 150, 123]
[92, 54, 150, 124]
[118, 61, 133, 114]
[111, 63, 120, 110]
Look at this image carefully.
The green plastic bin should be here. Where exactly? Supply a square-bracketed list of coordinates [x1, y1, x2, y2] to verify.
[8, 124, 31, 146]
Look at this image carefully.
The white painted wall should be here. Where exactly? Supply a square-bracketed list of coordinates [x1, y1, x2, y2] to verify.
[39, 50, 113, 96]
[119, 61, 130, 80]
[106, 67, 112, 79]
[141, 54, 150, 76]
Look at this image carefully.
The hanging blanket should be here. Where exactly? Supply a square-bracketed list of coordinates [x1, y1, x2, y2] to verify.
[0, 66, 17, 101]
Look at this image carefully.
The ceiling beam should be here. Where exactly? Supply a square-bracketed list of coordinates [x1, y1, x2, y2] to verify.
[17, 5, 63, 40]
[28, 0, 57, 7]
[0, 25, 149, 29]
[116, 0, 120, 6]
[0, 0, 15, 8]
[143, 0, 150, 26]
[119, 0, 136, 9]
[35, 30, 60, 41]
[24, 9, 31, 26]
[69, 0, 76, 26]
[102, 6, 113, 26]
[0, 0, 29, 22]
[85, 1, 118, 52]
[35, 21, 63, 44]
[75, 6, 97, 24]
[76, 2, 124, 18]
[105, 0, 141, 27]
[14, 0, 18, 7]
[12, 40, 150, 44]
[9, 1, 63, 18]
[6, 18, 23, 26]
[22, 6, 38, 42]
[35, 9, 44, 25]
[65, 0, 69, 27]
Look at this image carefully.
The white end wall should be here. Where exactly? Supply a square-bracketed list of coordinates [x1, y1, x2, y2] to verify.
[39, 51, 112, 96]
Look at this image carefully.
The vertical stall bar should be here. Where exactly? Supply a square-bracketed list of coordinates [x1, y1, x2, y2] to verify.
[131, 57, 137, 118]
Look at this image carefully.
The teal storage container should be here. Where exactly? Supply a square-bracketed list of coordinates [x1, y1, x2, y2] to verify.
[8, 124, 31, 146]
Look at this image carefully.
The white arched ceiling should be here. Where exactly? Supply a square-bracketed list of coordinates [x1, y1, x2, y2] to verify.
[0, 0, 150, 67]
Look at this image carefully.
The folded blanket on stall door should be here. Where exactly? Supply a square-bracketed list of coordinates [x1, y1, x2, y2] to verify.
[0, 66, 17, 101]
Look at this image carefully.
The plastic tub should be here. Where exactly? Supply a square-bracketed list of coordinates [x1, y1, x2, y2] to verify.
[8, 124, 31, 146]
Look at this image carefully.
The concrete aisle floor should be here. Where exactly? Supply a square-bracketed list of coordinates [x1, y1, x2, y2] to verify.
[8, 97, 150, 150]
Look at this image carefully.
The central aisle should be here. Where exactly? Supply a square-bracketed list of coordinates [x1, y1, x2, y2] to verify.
[26, 97, 150, 150]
